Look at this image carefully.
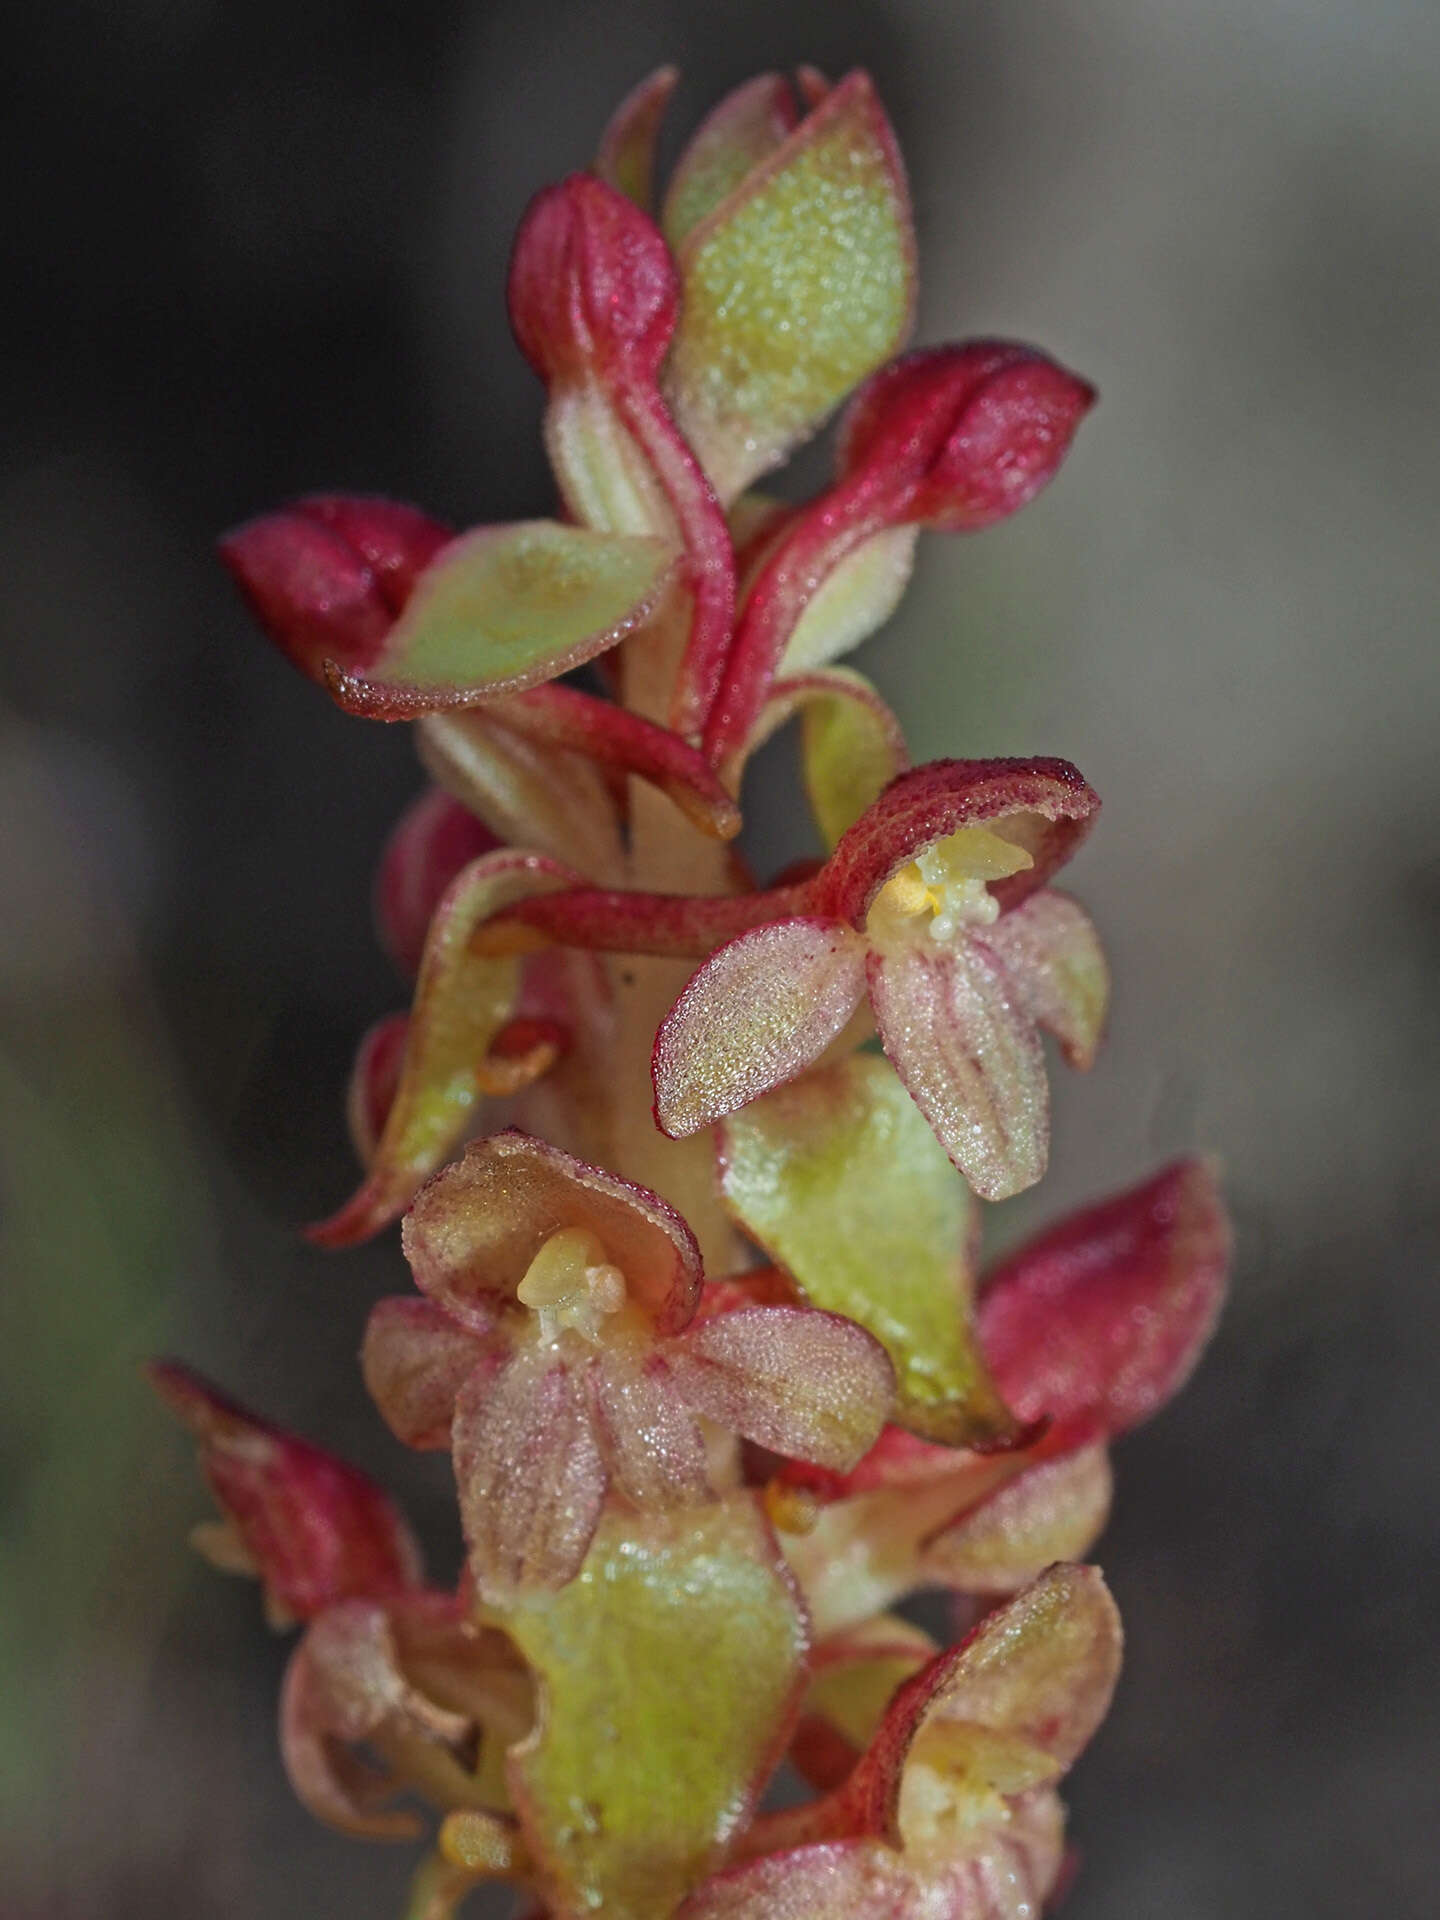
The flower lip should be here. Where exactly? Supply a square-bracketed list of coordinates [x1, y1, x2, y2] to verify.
[814, 757, 1100, 928]
[402, 1129, 703, 1336]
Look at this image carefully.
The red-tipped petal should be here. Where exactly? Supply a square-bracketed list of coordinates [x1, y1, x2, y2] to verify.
[323, 521, 680, 718]
[148, 1361, 422, 1620]
[508, 177, 738, 743]
[594, 65, 679, 211]
[220, 495, 450, 684]
[653, 918, 868, 1139]
[978, 1159, 1231, 1450]
[817, 758, 1100, 927]
[361, 1296, 502, 1450]
[980, 888, 1109, 1070]
[402, 1130, 704, 1334]
[375, 789, 501, 980]
[295, 495, 454, 611]
[453, 1344, 608, 1601]
[590, 1346, 712, 1510]
[869, 941, 1050, 1202]
[666, 1307, 894, 1471]
[661, 72, 801, 247]
[345, 1012, 410, 1168]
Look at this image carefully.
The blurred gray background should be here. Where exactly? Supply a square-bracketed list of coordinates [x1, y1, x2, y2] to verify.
[2, 1, 1437, 1914]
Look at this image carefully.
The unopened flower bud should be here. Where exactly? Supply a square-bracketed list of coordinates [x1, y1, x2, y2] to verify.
[837, 342, 1097, 532]
[219, 494, 450, 684]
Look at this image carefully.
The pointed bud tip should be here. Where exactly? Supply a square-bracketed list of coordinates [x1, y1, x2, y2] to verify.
[508, 171, 677, 386]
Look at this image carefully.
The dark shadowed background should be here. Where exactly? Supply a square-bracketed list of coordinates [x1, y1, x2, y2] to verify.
[3, 1, 1437, 1914]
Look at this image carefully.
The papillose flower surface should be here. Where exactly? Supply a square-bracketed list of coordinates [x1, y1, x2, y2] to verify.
[155, 65, 1232, 1919]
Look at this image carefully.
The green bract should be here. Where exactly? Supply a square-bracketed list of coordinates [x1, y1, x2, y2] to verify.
[719, 1054, 1019, 1446]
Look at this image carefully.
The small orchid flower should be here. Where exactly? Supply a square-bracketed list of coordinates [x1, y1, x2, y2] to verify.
[676, 1565, 1122, 1920]
[486, 756, 1105, 1201]
[149, 1365, 530, 1841]
[361, 1130, 894, 1600]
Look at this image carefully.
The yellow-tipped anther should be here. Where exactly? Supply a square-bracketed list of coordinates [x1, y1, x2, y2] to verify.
[517, 1227, 610, 1309]
[518, 1227, 628, 1342]
[763, 1479, 821, 1536]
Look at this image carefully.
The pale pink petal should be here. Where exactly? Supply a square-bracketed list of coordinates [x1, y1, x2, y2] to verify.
[360, 1296, 502, 1450]
[980, 888, 1108, 1069]
[452, 1344, 607, 1600]
[590, 1346, 711, 1510]
[279, 1623, 423, 1840]
[652, 919, 868, 1139]
[868, 943, 1049, 1201]
[665, 1308, 893, 1470]
[838, 1567, 1121, 1844]
[675, 1841, 922, 1920]
[921, 1445, 1114, 1594]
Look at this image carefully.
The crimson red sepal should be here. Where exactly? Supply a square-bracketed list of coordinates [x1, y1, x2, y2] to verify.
[374, 789, 501, 979]
[220, 495, 451, 685]
[346, 1012, 410, 1167]
[507, 173, 736, 741]
[474, 875, 817, 961]
[978, 1157, 1230, 1451]
[816, 758, 1100, 925]
[702, 343, 1093, 767]
[147, 1360, 423, 1622]
[495, 685, 740, 839]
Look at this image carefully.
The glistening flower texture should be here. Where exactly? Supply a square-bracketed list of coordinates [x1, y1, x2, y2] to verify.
[154, 64, 1230, 1920]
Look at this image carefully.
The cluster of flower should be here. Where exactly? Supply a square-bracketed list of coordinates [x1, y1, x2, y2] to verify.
[155, 67, 1230, 1920]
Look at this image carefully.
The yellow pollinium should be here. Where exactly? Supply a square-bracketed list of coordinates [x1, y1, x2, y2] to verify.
[517, 1226, 628, 1343]
[870, 826, 1034, 945]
